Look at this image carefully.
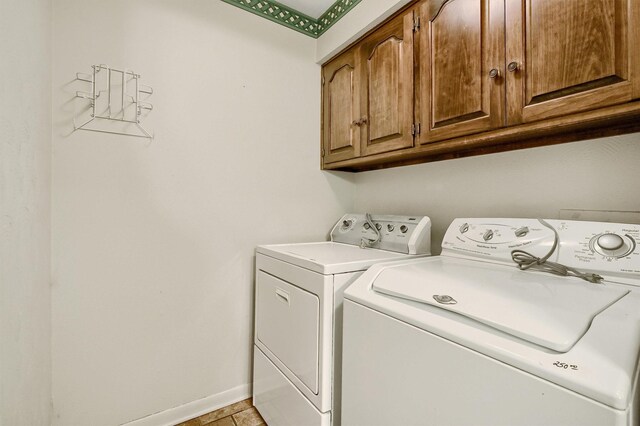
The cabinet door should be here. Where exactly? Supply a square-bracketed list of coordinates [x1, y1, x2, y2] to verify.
[322, 49, 360, 164]
[418, 0, 505, 144]
[506, 0, 640, 125]
[359, 11, 415, 157]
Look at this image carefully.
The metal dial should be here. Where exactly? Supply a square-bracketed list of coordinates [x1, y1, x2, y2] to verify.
[589, 233, 636, 259]
[515, 226, 529, 238]
[597, 233, 624, 251]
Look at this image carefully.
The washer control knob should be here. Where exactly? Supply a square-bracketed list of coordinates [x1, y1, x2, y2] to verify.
[375, 223, 382, 231]
[433, 295, 457, 305]
[364, 223, 371, 230]
[515, 226, 529, 238]
[597, 233, 625, 251]
[400, 225, 408, 234]
[387, 224, 395, 232]
[460, 223, 469, 234]
[483, 229, 494, 241]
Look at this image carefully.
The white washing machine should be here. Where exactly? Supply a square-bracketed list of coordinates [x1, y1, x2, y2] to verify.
[342, 218, 640, 426]
[252, 214, 432, 426]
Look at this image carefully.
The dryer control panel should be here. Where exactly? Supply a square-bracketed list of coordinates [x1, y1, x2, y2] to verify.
[442, 218, 640, 282]
[331, 214, 431, 255]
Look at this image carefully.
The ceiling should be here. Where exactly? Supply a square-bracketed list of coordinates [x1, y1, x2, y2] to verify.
[276, 0, 337, 19]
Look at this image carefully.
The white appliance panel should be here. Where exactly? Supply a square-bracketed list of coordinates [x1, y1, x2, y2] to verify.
[331, 214, 431, 255]
[342, 300, 628, 426]
[257, 242, 413, 275]
[346, 257, 640, 411]
[343, 217, 640, 424]
[371, 257, 629, 352]
[254, 348, 330, 426]
[329, 272, 361, 426]
[254, 254, 334, 412]
[443, 218, 640, 283]
[253, 213, 433, 426]
[256, 270, 320, 393]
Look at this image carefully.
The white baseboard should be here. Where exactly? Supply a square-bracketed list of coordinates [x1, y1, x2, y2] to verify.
[122, 383, 251, 426]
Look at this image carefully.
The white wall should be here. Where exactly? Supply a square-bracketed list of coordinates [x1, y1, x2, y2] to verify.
[51, 1, 354, 425]
[353, 134, 640, 253]
[0, 0, 52, 425]
[45, 1, 640, 425]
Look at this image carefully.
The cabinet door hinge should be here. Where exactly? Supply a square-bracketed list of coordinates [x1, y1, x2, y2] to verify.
[321, 147, 325, 157]
[411, 123, 421, 136]
[413, 16, 421, 32]
[322, 76, 325, 85]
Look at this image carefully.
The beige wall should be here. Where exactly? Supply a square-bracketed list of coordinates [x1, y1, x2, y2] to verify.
[51, 1, 354, 425]
[353, 134, 640, 254]
[14, 1, 639, 425]
[0, 0, 52, 425]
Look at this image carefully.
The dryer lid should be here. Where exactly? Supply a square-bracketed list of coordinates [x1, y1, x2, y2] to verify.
[257, 242, 411, 274]
[372, 257, 629, 352]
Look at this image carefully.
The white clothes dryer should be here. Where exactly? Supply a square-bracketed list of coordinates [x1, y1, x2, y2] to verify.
[252, 214, 432, 426]
[342, 218, 640, 426]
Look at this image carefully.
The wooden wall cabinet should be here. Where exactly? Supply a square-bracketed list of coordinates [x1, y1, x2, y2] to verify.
[358, 11, 415, 156]
[322, 0, 640, 171]
[418, 0, 505, 144]
[322, 49, 360, 164]
[322, 9, 416, 165]
[505, 0, 639, 125]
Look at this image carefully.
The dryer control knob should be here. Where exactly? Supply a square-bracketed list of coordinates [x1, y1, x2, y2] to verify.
[597, 233, 625, 251]
[375, 223, 382, 231]
[400, 225, 408, 234]
[387, 224, 395, 232]
[459, 223, 469, 234]
[483, 229, 494, 241]
[364, 223, 371, 230]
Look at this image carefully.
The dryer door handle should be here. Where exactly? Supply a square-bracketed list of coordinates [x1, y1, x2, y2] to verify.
[275, 288, 290, 305]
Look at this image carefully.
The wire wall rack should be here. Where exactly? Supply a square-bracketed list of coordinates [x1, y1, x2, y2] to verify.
[74, 64, 154, 139]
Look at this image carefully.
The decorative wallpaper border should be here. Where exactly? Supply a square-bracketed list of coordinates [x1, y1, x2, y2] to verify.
[317, 0, 362, 35]
[221, 0, 363, 38]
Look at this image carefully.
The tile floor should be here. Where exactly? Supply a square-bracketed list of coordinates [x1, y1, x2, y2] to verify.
[176, 398, 266, 426]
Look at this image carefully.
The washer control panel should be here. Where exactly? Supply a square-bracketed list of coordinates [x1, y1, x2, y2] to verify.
[442, 218, 640, 281]
[330, 214, 431, 255]
[589, 233, 635, 258]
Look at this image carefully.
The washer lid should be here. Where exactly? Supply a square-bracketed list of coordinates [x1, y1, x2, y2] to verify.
[372, 257, 629, 352]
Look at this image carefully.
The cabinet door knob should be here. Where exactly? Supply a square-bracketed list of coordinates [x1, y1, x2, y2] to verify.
[488, 68, 500, 79]
[507, 61, 519, 72]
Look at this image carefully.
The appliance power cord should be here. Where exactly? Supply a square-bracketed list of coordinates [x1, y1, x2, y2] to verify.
[510, 219, 604, 284]
[360, 213, 381, 249]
